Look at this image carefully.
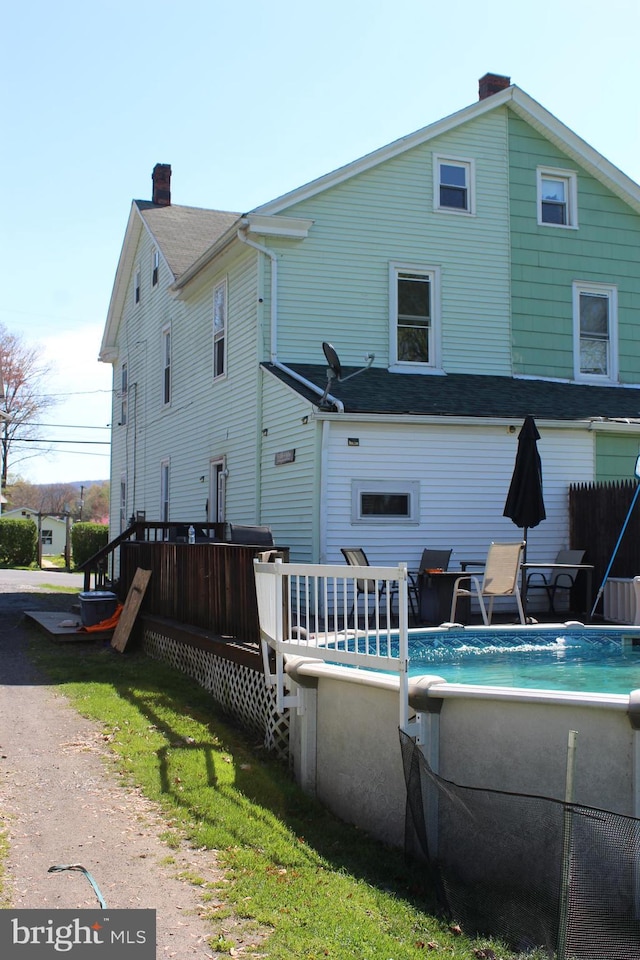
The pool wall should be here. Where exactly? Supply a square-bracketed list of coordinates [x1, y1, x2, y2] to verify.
[285, 656, 640, 848]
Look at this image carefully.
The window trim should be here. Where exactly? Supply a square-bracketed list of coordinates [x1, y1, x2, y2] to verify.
[389, 261, 441, 372]
[572, 280, 618, 382]
[160, 458, 170, 524]
[351, 479, 419, 525]
[134, 266, 141, 304]
[162, 324, 171, 407]
[120, 362, 128, 426]
[537, 166, 578, 229]
[213, 278, 227, 381]
[152, 247, 160, 287]
[433, 154, 476, 215]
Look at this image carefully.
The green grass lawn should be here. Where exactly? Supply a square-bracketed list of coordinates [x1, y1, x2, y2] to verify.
[21, 629, 543, 960]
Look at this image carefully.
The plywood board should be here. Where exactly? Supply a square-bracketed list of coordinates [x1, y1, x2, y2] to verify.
[24, 610, 113, 642]
[111, 568, 152, 652]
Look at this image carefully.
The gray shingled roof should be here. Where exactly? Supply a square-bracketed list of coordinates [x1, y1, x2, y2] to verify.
[135, 201, 240, 279]
[264, 363, 640, 421]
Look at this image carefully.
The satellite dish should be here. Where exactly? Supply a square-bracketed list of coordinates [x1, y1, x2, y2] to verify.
[319, 341, 374, 407]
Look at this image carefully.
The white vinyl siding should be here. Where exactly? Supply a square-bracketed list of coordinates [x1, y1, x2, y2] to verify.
[321, 420, 593, 592]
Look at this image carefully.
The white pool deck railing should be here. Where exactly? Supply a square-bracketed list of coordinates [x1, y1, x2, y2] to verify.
[253, 557, 412, 730]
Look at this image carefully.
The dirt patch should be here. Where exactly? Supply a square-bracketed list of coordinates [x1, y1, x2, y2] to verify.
[0, 581, 263, 957]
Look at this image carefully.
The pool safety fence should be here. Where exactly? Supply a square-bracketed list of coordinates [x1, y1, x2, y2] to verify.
[400, 729, 640, 959]
[253, 558, 412, 729]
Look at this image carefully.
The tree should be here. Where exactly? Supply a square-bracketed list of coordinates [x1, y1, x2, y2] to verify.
[0, 327, 55, 491]
[82, 481, 110, 522]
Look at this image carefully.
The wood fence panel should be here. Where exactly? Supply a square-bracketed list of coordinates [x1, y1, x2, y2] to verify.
[570, 480, 640, 599]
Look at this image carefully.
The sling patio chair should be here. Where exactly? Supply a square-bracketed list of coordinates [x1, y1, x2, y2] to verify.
[525, 548, 586, 614]
[340, 547, 413, 623]
[450, 541, 526, 625]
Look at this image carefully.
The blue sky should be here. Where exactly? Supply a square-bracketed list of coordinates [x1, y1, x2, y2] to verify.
[2, 0, 639, 484]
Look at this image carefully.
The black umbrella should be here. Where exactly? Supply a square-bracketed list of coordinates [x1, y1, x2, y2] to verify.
[503, 415, 546, 562]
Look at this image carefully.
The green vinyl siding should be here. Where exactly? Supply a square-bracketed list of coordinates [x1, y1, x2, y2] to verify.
[509, 113, 640, 383]
[270, 109, 513, 375]
[596, 434, 640, 482]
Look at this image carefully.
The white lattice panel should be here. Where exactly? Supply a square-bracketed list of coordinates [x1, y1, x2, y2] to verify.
[143, 630, 290, 758]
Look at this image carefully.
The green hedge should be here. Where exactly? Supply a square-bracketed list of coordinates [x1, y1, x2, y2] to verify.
[0, 518, 38, 566]
[71, 522, 109, 568]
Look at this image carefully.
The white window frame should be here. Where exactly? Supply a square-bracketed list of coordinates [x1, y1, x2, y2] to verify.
[572, 280, 618, 382]
[433, 154, 475, 215]
[162, 324, 171, 406]
[160, 459, 170, 524]
[213, 278, 227, 381]
[389, 262, 441, 372]
[134, 266, 141, 304]
[120, 362, 128, 426]
[209, 457, 227, 524]
[351, 479, 419, 525]
[537, 166, 578, 228]
[152, 247, 160, 287]
[119, 476, 127, 533]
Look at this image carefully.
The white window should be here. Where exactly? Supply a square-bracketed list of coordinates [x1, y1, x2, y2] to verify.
[152, 247, 160, 287]
[119, 476, 127, 533]
[537, 167, 578, 228]
[213, 280, 227, 379]
[162, 326, 171, 406]
[160, 459, 170, 523]
[351, 480, 419, 524]
[434, 155, 475, 214]
[572, 281, 618, 381]
[41, 529, 53, 545]
[134, 266, 141, 304]
[390, 263, 441, 370]
[120, 362, 128, 425]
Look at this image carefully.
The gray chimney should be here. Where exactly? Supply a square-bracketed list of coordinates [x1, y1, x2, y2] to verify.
[152, 163, 172, 206]
[478, 73, 511, 100]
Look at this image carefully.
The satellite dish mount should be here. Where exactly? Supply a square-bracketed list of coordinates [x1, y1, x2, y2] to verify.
[319, 341, 374, 407]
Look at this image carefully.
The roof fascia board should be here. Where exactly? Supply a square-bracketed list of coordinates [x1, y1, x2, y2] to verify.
[508, 88, 640, 213]
[243, 213, 314, 237]
[253, 88, 514, 215]
[100, 203, 144, 362]
[308, 411, 640, 433]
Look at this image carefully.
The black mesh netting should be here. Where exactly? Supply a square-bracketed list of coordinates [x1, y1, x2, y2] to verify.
[400, 729, 640, 959]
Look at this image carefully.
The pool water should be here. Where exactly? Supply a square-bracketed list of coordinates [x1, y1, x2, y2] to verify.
[406, 627, 640, 694]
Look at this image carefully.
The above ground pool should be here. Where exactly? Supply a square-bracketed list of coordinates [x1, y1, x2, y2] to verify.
[404, 625, 640, 693]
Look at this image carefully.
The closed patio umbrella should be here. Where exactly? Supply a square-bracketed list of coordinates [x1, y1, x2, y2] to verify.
[503, 415, 546, 563]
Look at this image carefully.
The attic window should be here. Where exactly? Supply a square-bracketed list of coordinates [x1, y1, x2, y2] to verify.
[537, 167, 578, 228]
[152, 248, 160, 287]
[434, 155, 475, 214]
[134, 266, 141, 304]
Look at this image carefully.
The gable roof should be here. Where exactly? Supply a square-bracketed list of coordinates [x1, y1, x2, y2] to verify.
[101, 201, 240, 361]
[264, 363, 640, 424]
[253, 84, 640, 218]
[135, 201, 240, 278]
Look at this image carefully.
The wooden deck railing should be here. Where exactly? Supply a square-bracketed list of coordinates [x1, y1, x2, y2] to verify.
[80, 522, 287, 644]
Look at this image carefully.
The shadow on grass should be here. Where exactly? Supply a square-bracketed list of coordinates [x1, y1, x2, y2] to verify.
[25, 624, 440, 918]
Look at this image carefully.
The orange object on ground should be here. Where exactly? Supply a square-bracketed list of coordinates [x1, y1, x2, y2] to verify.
[77, 604, 124, 633]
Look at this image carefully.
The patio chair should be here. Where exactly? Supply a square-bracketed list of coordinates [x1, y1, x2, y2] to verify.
[226, 523, 274, 547]
[525, 548, 586, 614]
[340, 547, 407, 624]
[450, 541, 526, 625]
[408, 548, 452, 622]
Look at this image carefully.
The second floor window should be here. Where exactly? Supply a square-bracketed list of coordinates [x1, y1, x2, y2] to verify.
[390, 264, 440, 369]
[213, 279, 227, 379]
[573, 281, 618, 381]
[434, 155, 474, 214]
[120, 362, 128, 425]
[537, 167, 578, 228]
[162, 327, 171, 405]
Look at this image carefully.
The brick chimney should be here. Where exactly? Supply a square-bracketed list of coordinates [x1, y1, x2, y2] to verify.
[478, 73, 511, 100]
[152, 163, 172, 206]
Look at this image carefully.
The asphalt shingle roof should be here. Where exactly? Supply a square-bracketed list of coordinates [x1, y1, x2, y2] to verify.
[135, 201, 240, 279]
[264, 363, 640, 422]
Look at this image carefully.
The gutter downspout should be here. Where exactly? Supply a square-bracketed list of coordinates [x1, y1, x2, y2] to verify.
[236, 224, 344, 413]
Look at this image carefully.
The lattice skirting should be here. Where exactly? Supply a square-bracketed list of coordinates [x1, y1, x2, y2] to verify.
[143, 629, 290, 759]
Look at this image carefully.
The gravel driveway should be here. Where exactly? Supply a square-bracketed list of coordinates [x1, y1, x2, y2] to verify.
[0, 570, 235, 957]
